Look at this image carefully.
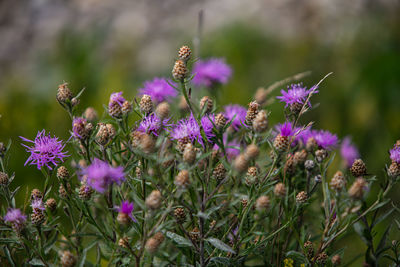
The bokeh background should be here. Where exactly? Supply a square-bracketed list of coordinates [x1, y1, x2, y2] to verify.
[0, 0, 399, 265]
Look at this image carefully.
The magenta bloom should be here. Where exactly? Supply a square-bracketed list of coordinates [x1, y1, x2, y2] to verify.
[72, 117, 87, 139]
[108, 92, 126, 108]
[224, 104, 247, 131]
[276, 121, 296, 137]
[313, 130, 338, 150]
[170, 113, 203, 145]
[20, 130, 69, 170]
[31, 199, 45, 211]
[137, 114, 169, 136]
[116, 200, 136, 222]
[277, 83, 318, 108]
[82, 158, 125, 193]
[213, 137, 240, 160]
[193, 58, 232, 87]
[4, 208, 27, 224]
[341, 137, 360, 167]
[390, 145, 400, 164]
[139, 78, 177, 103]
[201, 115, 216, 142]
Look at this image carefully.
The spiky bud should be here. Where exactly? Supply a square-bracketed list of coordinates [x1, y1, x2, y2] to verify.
[350, 159, 367, 177]
[305, 160, 315, 171]
[121, 101, 132, 115]
[46, 198, 57, 212]
[330, 171, 346, 191]
[296, 191, 308, 204]
[31, 189, 43, 200]
[245, 101, 259, 125]
[140, 134, 155, 154]
[189, 227, 200, 242]
[96, 123, 110, 146]
[245, 166, 258, 185]
[0, 172, 9, 185]
[176, 137, 190, 153]
[254, 87, 268, 106]
[31, 211, 45, 226]
[59, 183, 71, 199]
[60, 251, 76, 267]
[57, 166, 70, 180]
[174, 170, 190, 188]
[255, 195, 270, 211]
[178, 45, 192, 61]
[253, 110, 268, 132]
[388, 162, 400, 178]
[315, 149, 328, 163]
[234, 154, 249, 173]
[145, 232, 164, 253]
[145, 190, 162, 210]
[200, 96, 213, 113]
[284, 154, 296, 175]
[241, 198, 248, 208]
[273, 134, 289, 153]
[304, 241, 314, 259]
[57, 83, 73, 103]
[118, 237, 130, 249]
[83, 107, 97, 121]
[139, 94, 153, 114]
[215, 113, 227, 129]
[348, 177, 368, 199]
[316, 252, 328, 265]
[155, 102, 170, 119]
[331, 254, 341, 265]
[79, 184, 93, 201]
[213, 163, 227, 181]
[174, 207, 186, 223]
[306, 137, 317, 151]
[274, 183, 286, 198]
[183, 143, 196, 164]
[245, 144, 260, 160]
[172, 60, 188, 80]
[117, 212, 130, 226]
[293, 149, 307, 166]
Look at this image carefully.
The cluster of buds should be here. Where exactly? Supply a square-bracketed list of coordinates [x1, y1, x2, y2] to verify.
[139, 94, 153, 114]
[350, 159, 367, 177]
[172, 45, 191, 81]
[213, 163, 227, 181]
[245, 166, 258, 186]
[245, 101, 259, 125]
[96, 123, 116, 146]
[330, 171, 347, 192]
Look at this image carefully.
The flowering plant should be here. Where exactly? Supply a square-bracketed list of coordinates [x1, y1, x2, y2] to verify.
[0, 45, 399, 267]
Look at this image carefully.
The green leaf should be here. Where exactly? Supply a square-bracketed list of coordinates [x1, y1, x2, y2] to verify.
[376, 225, 392, 257]
[165, 231, 193, 247]
[28, 258, 46, 266]
[206, 237, 235, 254]
[209, 257, 231, 264]
[3, 246, 15, 267]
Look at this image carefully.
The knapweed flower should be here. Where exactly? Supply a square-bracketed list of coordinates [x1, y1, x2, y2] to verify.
[214, 138, 241, 160]
[170, 113, 203, 146]
[223, 104, 247, 131]
[82, 158, 125, 193]
[201, 115, 215, 142]
[273, 121, 296, 153]
[139, 78, 177, 103]
[4, 208, 27, 225]
[108, 92, 126, 118]
[193, 58, 232, 87]
[313, 130, 338, 150]
[276, 121, 296, 137]
[31, 199, 45, 211]
[341, 137, 360, 167]
[390, 144, 400, 164]
[20, 130, 69, 170]
[137, 114, 169, 136]
[72, 117, 92, 140]
[277, 83, 318, 112]
[116, 200, 136, 224]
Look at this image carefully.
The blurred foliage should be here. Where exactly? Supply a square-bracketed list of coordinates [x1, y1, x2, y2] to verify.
[0, 8, 399, 265]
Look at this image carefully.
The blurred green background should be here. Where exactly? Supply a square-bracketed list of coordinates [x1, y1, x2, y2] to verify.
[0, 0, 399, 265]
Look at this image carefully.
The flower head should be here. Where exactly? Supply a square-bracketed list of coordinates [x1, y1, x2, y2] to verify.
[117, 200, 136, 222]
[341, 137, 360, 167]
[20, 130, 69, 170]
[201, 115, 215, 142]
[277, 83, 318, 108]
[139, 78, 177, 103]
[31, 199, 45, 211]
[4, 208, 27, 224]
[170, 113, 203, 145]
[137, 114, 169, 136]
[223, 104, 247, 131]
[390, 144, 400, 164]
[276, 121, 295, 137]
[72, 117, 91, 140]
[313, 130, 338, 150]
[109, 92, 126, 108]
[82, 158, 125, 193]
[193, 58, 232, 87]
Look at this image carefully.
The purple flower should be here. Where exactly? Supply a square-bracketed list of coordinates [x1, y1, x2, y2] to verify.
[276, 121, 295, 137]
[139, 78, 177, 103]
[4, 208, 27, 224]
[213, 137, 240, 160]
[72, 117, 88, 139]
[201, 115, 216, 142]
[223, 104, 247, 131]
[313, 130, 338, 150]
[341, 137, 360, 167]
[137, 114, 169, 136]
[390, 145, 400, 164]
[109, 92, 126, 108]
[277, 83, 318, 108]
[193, 58, 232, 87]
[20, 130, 69, 170]
[116, 200, 136, 222]
[31, 199, 45, 211]
[170, 113, 203, 145]
[82, 158, 125, 193]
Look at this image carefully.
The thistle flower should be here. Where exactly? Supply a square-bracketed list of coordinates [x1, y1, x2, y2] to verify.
[31, 199, 45, 211]
[273, 121, 295, 153]
[4, 208, 27, 225]
[72, 117, 92, 140]
[390, 144, 400, 164]
[82, 158, 125, 193]
[200, 115, 215, 142]
[170, 113, 203, 146]
[223, 104, 247, 131]
[341, 137, 360, 167]
[116, 200, 136, 224]
[20, 130, 69, 170]
[139, 78, 177, 103]
[137, 114, 169, 136]
[192, 58, 232, 87]
[313, 130, 338, 150]
[277, 83, 318, 113]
